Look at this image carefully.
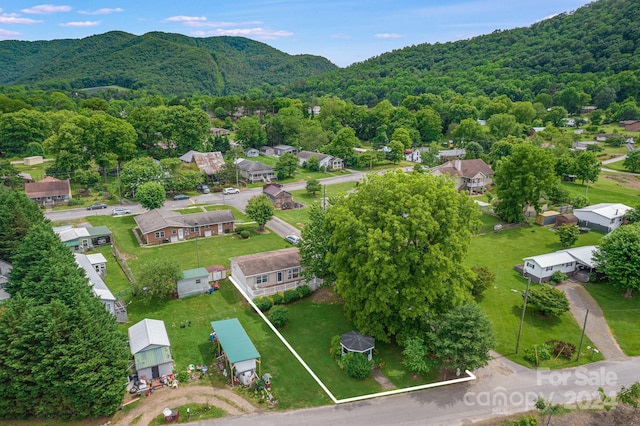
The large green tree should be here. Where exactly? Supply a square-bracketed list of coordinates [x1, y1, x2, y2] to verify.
[574, 151, 601, 186]
[594, 223, 640, 298]
[300, 203, 333, 283]
[0, 189, 45, 262]
[134, 258, 181, 302]
[136, 181, 166, 210]
[245, 194, 275, 232]
[325, 171, 480, 341]
[275, 152, 299, 179]
[494, 144, 557, 223]
[235, 116, 267, 149]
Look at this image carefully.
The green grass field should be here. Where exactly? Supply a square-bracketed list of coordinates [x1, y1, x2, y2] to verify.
[560, 171, 640, 206]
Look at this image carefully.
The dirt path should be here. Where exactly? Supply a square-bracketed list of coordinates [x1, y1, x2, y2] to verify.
[113, 384, 261, 425]
[558, 281, 629, 361]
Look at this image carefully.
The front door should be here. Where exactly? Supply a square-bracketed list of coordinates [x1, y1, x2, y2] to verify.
[218, 224, 223, 234]
[151, 365, 159, 379]
[178, 228, 184, 240]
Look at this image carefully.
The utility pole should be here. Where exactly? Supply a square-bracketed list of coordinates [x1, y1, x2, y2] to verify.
[194, 221, 200, 268]
[515, 277, 531, 354]
[576, 309, 590, 361]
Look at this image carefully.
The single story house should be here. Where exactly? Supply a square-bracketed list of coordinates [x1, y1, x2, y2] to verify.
[624, 121, 640, 132]
[211, 127, 231, 137]
[206, 265, 227, 282]
[74, 253, 122, 319]
[25, 176, 72, 206]
[176, 267, 210, 298]
[404, 148, 421, 163]
[432, 159, 494, 194]
[522, 246, 598, 283]
[54, 225, 112, 253]
[211, 318, 260, 386]
[572, 141, 599, 151]
[273, 144, 298, 156]
[573, 203, 632, 233]
[134, 209, 235, 245]
[259, 146, 275, 156]
[438, 148, 466, 159]
[229, 247, 321, 299]
[0, 260, 12, 301]
[296, 150, 344, 170]
[237, 159, 277, 183]
[128, 319, 173, 380]
[245, 148, 260, 158]
[262, 183, 295, 209]
[23, 156, 43, 166]
[193, 152, 225, 177]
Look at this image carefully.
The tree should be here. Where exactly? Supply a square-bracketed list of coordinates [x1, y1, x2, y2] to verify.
[0, 189, 45, 261]
[306, 155, 320, 172]
[625, 205, 640, 224]
[322, 127, 359, 166]
[325, 171, 480, 341]
[526, 285, 570, 317]
[469, 265, 495, 297]
[401, 337, 435, 375]
[275, 152, 299, 179]
[487, 113, 517, 139]
[463, 141, 484, 159]
[574, 151, 601, 186]
[306, 178, 321, 197]
[0, 109, 50, 156]
[120, 157, 164, 197]
[557, 225, 580, 248]
[415, 107, 442, 142]
[494, 144, 557, 223]
[136, 181, 166, 210]
[425, 303, 495, 372]
[300, 203, 333, 283]
[554, 154, 576, 179]
[545, 106, 568, 127]
[74, 167, 101, 191]
[388, 139, 405, 163]
[235, 116, 266, 149]
[451, 118, 483, 142]
[594, 223, 640, 298]
[246, 194, 275, 232]
[624, 150, 640, 173]
[0, 160, 22, 188]
[134, 258, 180, 302]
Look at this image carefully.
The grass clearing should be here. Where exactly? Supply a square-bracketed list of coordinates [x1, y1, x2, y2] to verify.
[560, 172, 640, 206]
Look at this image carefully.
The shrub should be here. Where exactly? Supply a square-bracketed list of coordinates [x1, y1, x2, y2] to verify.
[283, 289, 300, 304]
[67, 198, 83, 206]
[546, 340, 577, 360]
[271, 292, 284, 305]
[296, 285, 312, 298]
[470, 265, 495, 297]
[239, 230, 250, 239]
[329, 335, 342, 361]
[526, 285, 570, 317]
[254, 297, 273, 312]
[549, 271, 568, 284]
[571, 195, 589, 209]
[267, 305, 289, 328]
[235, 223, 254, 234]
[509, 415, 539, 426]
[523, 344, 552, 366]
[342, 352, 373, 379]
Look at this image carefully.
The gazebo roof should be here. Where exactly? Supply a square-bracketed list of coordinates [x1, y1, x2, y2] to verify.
[340, 330, 375, 352]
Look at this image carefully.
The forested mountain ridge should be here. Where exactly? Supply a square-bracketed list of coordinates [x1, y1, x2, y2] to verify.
[292, 0, 640, 105]
[0, 31, 337, 95]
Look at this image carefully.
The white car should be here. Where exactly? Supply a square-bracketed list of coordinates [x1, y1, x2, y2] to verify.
[223, 187, 240, 195]
[112, 208, 131, 216]
[284, 235, 301, 245]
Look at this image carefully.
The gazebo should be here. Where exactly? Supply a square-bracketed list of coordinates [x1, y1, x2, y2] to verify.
[340, 330, 375, 361]
[211, 318, 261, 386]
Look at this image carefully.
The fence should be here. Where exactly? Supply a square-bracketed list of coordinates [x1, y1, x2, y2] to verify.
[112, 241, 136, 284]
[242, 277, 323, 299]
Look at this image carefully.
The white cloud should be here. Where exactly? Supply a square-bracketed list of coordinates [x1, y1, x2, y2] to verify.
[192, 27, 293, 40]
[22, 4, 72, 14]
[0, 13, 42, 24]
[375, 33, 404, 39]
[331, 33, 352, 40]
[59, 21, 99, 27]
[164, 15, 207, 23]
[79, 8, 123, 16]
[0, 28, 22, 38]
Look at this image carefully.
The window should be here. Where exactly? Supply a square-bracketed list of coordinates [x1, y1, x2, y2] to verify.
[195, 279, 201, 284]
[277, 272, 283, 283]
[546, 266, 553, 271]
[172, 229, 177, 234]
[526, 262, 535, 269]
[205, 225, 210, 229]
[155, 231, 165, 238]
[190, 226, 200, 232]
[287, 268, 300, 280]
[256, 274, 268, 284]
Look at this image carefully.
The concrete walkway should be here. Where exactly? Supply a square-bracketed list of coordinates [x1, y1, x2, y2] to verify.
[558, 281, 629, 361]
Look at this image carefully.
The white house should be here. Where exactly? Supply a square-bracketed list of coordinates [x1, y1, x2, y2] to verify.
[296, 150, 344, 170]
[176, 267, 210, 298]
[522, 245, 598, 283]
[573, 203, 632, 233]
[128, 318, 173, 380]
[85, 253, 107, 276]
[74, 253, 117, 316]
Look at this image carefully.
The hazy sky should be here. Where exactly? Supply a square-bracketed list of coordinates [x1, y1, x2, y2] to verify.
[2, 1, 593, 67]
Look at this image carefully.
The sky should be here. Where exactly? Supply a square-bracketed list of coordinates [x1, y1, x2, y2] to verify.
[1, 1, 594, 68]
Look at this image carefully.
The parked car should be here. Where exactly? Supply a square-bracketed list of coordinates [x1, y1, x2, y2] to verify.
[197, 184, 210, 194]
[87, 203, 107, 210]
[173, 194, 190, 201]
[284, 234, 301, 245]
[223, 187, 240, 195]
[112, 208, 131, 216]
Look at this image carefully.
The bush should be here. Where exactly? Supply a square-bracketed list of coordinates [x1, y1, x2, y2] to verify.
[267, 305, 289, 328]
[67, 198, 83, 206]
[235, 223, 254, 234]
[283, 289, 300, 304]
[572, 195, 589, 209]
[549, 271, 568, 284]
[546, 340, 577, 360]
[523, 344, 552, 366]
[296, 285, 312, 298]
[470, 265, 495, 297]
[509, 416, 539, 426]
[342, 352, 373, 379]
[254, 297, 273, 312]
[239, 230, 250, 239]
[526, 285, 570, 317]
[271, 292, 284, 305]
[329, 335, 342, 361]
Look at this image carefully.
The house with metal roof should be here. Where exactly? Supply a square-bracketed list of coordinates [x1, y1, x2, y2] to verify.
[522, 245, 598, 283]
[210, 318, 260, 386]
[53, 225, 112, 253]
[134, 209, 234, 245]
[74, 253, 121, 319]
[176, 267, 210, 298]
[128, 319, 173, 380]
[573, 203, 632, 233]
[296, 150, 344, 170]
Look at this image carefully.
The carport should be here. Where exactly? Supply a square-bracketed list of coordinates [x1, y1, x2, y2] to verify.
[211, 318, 261, 386]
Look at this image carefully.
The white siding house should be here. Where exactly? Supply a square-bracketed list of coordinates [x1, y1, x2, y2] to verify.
[74, 253, 117, 316]
[128, 319, 173, 380]
[573, 203, 631, 233]
[522, 245, 598, 283]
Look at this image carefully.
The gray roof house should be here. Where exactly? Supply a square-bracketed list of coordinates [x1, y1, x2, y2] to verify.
[179, 151, 225, 177]
[245, 148, 260, 158]
[74, 253, 124, 320]
[134, 209, 235, 245]
[236, 159, 277, 183]
[296, 151, 344, 170]
[176, 267, 210, 298]
[273, 144, 298, 156]
[432, 159, 494, 194]
[522, 245, 598, 283]
[229, 248, 321, 299]
[128, 318, 173, 380]
[573, 203, 632, 233]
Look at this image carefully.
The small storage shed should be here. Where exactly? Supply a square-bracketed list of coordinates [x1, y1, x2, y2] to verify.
[176, 267, 210, 298]
[535, 210, 560, 226]
[341, 331, 375, 361]
[206, 265, 227, 282]
[211, 318, 261, 386]
[555, 214, 578, 228]
[128, 318, 173, 379]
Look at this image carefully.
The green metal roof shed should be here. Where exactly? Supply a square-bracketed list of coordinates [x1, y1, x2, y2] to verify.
[211, 318, 260, 363]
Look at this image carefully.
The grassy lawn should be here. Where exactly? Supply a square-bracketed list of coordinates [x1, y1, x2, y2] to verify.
[467, 223, 605, 367]
[583, 282, 640, 356]
[560, 172, 640, 206]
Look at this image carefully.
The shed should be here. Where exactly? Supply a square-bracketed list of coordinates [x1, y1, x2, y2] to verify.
[177, 267, 210, 298]
[23, 156, 43, 166]
[206, 265, 227, 282]
[555, 214, 578, 228]
[535, 210, 560, 226]
[245, 148, 260, 158]
[211, 318, 261, 386]
[340, 331, 375, 361]
[128, 318, 173, 379]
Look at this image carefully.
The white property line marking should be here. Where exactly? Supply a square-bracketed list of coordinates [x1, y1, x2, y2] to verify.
[228, 277, 476, 404]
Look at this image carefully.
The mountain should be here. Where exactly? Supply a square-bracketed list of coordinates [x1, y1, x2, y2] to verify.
[0, 31, 337, 95]
[291, 0, 640, 104]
